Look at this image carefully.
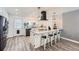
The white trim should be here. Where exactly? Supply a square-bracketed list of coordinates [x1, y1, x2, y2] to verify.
[61, 37, 79, 44]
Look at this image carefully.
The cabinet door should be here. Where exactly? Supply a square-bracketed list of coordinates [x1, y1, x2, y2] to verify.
[34, 35, 41, 48]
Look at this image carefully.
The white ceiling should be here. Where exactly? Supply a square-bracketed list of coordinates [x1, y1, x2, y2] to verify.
[5, 7, 37, 17]
[4, 7, 79, 17]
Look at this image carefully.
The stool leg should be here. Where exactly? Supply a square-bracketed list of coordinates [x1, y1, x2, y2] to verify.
[51, 37, 53, 46]
[54, 35, 57, 44]
[59, 34, 61, 42]
[51, 37, 52, 46]
[44, 44, 46, 50]
[48, 37, 51, 46]
[57, 34, 60, 42]
[44, 39, 47, 50]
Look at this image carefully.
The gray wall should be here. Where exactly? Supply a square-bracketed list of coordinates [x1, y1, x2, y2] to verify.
[62, 9, 79, 41]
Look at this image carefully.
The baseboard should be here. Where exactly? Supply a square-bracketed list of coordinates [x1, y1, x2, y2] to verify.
[7, 35, 25, 39]
[61, 37, 79, 44]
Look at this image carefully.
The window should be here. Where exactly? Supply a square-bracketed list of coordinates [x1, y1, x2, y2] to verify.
[14, 18, 23, 29]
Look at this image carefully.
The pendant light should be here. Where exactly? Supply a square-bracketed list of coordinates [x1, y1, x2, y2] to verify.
[53, 12, 57, 29]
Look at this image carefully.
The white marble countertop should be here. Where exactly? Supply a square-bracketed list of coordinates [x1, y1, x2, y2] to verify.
[30, 28, 62, 36]
[31, 29, 61, 34]
[34, 30, 55, 34]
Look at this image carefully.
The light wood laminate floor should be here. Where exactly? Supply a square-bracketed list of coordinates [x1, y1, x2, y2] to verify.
[4, 36, 79, 51]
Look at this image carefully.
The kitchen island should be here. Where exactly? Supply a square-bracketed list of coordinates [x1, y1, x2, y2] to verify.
[30, 29, 58, 48]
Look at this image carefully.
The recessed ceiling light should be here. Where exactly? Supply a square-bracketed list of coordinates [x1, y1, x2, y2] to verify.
[15, 9, 19, 11]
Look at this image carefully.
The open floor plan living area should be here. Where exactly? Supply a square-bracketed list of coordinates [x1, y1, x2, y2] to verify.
[0, 7, 79, 51]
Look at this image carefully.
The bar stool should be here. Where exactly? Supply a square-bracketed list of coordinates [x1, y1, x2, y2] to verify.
[54, 29, 61, 43]
[48, 32, 54, 46]
[41, 33, 48, 50]
[54, 31, 58, 44]
[57, 30, 61, 42]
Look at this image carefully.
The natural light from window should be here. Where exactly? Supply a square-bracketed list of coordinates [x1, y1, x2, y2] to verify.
[14, 19, 23, 29]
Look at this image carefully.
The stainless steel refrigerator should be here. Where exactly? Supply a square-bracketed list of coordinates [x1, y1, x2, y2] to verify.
[0, 16, 8, 51]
